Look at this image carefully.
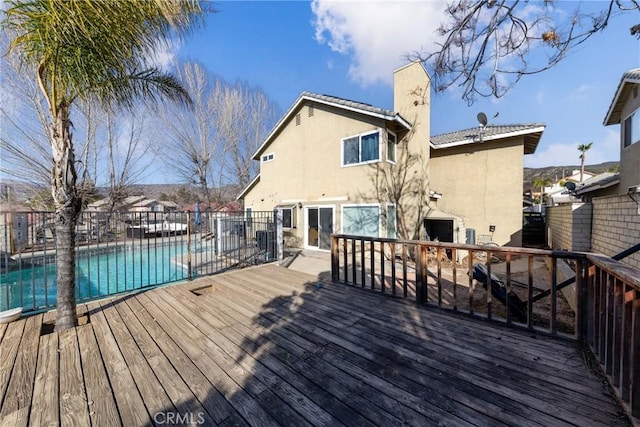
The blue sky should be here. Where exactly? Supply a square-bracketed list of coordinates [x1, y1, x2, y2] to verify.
[173, 0, 640, 169]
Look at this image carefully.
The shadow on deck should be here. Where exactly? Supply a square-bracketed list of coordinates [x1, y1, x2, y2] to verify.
[0, 264, 631, 426]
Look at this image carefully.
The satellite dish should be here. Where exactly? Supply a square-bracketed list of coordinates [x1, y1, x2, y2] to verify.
[477, 112, 488, 126]
[565, 182, 576, 192]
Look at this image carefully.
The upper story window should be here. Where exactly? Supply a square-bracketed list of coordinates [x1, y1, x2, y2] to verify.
[261, 153, 275, 163]
[386, 131, 397, 163]
[623, 110, 640, 148]
[342, 130, 380, 166]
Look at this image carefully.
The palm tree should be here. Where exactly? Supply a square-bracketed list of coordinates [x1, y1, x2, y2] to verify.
[532, 176, 552, 206]
[578, 142, 593, 182]
[4, 0, 203, 331]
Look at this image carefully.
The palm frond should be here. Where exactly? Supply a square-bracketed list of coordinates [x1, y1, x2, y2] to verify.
[89, 68, 193, 110]
[3, 0, 204, 111]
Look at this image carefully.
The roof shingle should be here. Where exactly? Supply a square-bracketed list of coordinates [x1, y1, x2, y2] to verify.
[430, 124, 545, 154]
[604, 67, 640, 125]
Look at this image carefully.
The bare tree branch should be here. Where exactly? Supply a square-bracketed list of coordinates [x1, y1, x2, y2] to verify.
[416, 0, 640, 104]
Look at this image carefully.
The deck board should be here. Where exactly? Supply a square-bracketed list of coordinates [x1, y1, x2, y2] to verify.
[90, 302, 151, 426]
[122, 294, 246, 426]
[0, 314, 41, 425]
[135, 290, 281, 427]
[208, 272, 542, 426]
[0, 263, 631, 426]
[76, 323, 120, 427]
[111, 294, 218, 426]
[58, 326, 90, 426]
[160, 287, 331, 427]
[0, 320, 26, 421]
[29, 332, 58, 426]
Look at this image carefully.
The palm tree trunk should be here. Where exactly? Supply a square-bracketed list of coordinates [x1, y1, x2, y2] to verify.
[50, 106, 81, 331]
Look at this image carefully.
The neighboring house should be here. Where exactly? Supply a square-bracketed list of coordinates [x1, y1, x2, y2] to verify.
[158, 200, 179, 212]
[87, 195, 145, 211]
[239, 62, 544, 250]
[546, 68, 640, 269]
[87, 196, 177, 212]
[545, 169, 596, 206]
[603, 68, 640, 192]
[574, 172, 620, 201]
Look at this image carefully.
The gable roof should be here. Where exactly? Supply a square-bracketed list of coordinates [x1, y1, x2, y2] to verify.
[430, 124, 545, 154]
[88, 195, 147, 209]
[237, 174, 260, 200]
[604, 68, 640, 125]
[252, 91, 412, 160]
[575, 172, 620, 195]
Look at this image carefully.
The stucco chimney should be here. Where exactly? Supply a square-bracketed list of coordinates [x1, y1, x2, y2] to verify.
[393, 61, 431, 145]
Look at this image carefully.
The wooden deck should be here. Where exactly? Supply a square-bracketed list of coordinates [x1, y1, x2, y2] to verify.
[0, 264, 631, 426]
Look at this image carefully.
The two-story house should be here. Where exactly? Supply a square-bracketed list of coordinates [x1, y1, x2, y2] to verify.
[239, 62, 544, 250]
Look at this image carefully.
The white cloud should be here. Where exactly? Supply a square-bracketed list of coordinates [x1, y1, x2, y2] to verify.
[524, 128, 620, 168]
[311, 0, 447, 86]
[568, 84, 593, 102]
[149, 40, 181, 71]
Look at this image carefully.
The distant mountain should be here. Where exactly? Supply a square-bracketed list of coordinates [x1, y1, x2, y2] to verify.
[523, 161, 619, 192]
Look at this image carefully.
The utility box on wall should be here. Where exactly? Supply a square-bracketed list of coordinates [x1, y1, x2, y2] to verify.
[466, 228, 476, 245]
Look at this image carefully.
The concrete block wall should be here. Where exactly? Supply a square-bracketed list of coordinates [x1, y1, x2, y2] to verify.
[591, 194, 640, 269]
[546, 203, 592, 252]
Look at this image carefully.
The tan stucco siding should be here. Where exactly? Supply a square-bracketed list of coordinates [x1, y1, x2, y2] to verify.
[619, 90, 640, 191]
[247, 103, 395, 204]
[429, 138, 524, 246]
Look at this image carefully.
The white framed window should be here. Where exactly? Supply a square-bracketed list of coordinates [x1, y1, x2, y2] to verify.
[342, 130, 380, 166]
[623, 109, 640, 148]
[342, 204, 380, 237]
[261, 153, 275, 163]
[275, 205, 296, 228]
[386, 131, 397, 163]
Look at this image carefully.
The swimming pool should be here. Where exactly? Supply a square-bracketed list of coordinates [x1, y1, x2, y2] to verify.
[0, 243, 190, 312]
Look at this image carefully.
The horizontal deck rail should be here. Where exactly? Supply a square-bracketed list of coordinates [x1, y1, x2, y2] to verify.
[1, 210, 281, 312]
[330, 234, 640, 422]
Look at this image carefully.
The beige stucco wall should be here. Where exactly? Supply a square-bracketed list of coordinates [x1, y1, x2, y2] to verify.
[546, 203, 592, 252]
[591, 194, 640, 269]
[428, 138, 525, 246]
[618, 87, 640, 191]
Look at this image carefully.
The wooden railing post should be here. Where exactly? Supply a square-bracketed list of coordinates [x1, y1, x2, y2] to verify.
[416, 244, 427, 304]
[331, 235, 339, 282]
[575, 257, 589, 343]
[631, 290, 640, 419]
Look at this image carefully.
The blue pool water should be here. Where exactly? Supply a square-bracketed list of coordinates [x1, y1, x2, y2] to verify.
[0, 243, 190, 311]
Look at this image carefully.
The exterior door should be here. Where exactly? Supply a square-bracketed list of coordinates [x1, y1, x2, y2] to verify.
[307, 207, 333, 250]
[318, 207, 333, 250]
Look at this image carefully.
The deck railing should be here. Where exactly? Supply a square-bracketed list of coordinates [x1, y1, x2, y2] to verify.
[330, 234, 640, 422]
[1, 210, 280, 312]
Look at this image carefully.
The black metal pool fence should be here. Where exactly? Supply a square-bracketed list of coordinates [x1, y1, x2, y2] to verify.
[1, 210, 280, 312]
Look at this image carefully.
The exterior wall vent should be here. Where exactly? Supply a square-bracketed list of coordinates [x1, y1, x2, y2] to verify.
[308, 105, 314, 117]
[295, 113, 301, 126]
